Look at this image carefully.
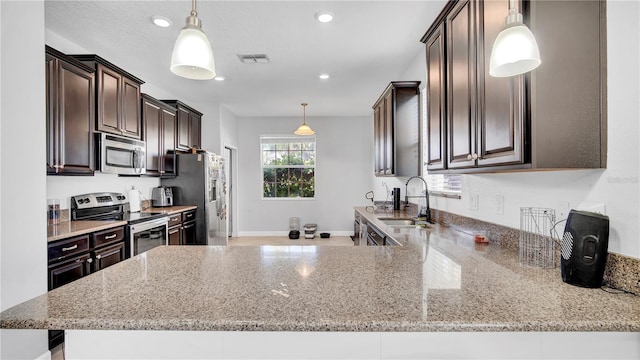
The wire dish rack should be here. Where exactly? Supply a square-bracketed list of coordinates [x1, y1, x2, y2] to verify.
[519, 207, 557, 268]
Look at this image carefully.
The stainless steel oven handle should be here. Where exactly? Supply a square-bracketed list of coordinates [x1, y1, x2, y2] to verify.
[129, 217, 169, 233]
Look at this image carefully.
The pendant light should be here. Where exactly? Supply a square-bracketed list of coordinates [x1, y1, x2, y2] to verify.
[489, 0, 541, 77]
[170, 0, 216, 80]
[294, 103, 315, 136]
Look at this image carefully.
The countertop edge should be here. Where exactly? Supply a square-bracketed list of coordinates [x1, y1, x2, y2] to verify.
[4, 318, 639, 332]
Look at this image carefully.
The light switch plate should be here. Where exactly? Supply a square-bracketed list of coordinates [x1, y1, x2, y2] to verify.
[469, 193, 479, 211]
[495, 195, 504, 215]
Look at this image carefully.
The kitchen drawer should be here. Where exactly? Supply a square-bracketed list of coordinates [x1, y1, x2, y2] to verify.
[168, 214, 182, 227]
[92, 226, 125, 248]
[182, 210, 196, 223]
[48, 235, 90, 263]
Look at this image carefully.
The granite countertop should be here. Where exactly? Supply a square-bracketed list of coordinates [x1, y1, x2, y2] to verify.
[47, 220, 128, 242]
[7, 207, 640, 332]
[144, 205, 197, 215]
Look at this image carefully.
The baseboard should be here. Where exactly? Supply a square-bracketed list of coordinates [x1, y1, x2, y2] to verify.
[35, 350, 51, 360]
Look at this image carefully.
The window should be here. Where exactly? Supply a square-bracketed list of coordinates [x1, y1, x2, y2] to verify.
[420, 86, 462, 198]
[261, 135, 315, 198]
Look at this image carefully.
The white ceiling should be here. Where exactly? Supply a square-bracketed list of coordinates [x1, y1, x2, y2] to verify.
[45, 0, 447, 117]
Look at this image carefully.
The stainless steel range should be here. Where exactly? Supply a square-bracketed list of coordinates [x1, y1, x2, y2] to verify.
[71, 192, 169, 257]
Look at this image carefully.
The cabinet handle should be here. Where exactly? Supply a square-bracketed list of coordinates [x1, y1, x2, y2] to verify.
[467, 154, 472, 160]
[96, 255, 102, 260]
[472, 153, 478, 160]
[160, 170, 165, 174]
[62, 244, 78, 252]
[86, 258, 93, 263]
[105, 234, 117, 240]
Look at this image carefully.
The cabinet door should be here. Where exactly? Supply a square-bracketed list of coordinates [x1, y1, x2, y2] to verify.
[143, 99, 162, 175]
[96, 64, 122, 134]
[181, 221, 197, 245]
[446, 0, 477, 169]
[46, 55, 58, 174]
[48, 253, 91, 290]
[176, 107, 191, 151]
[189, 112, 201, 149]
[93, 242, 125, 272]
[476, 0, 525, 167]
[162, 108, 176, 175]
[46, 55, 95, 176]
[383, 91, 394, 175]
[58, 60, 95, 175]
[425, 23, 447, 171]
[168, 225, 181, 245]
[121, 77, 141, 139]
[373, 104, 383, 175]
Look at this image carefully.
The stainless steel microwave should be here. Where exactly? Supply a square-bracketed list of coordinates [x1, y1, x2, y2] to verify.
[96, 133, 146, 175]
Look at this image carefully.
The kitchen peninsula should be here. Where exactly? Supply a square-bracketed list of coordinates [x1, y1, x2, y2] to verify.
[3, 208, 640, 359]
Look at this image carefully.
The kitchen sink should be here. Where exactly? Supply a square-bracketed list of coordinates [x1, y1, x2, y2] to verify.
[377, 218, 416, 226]
[377, 218, 431, 229]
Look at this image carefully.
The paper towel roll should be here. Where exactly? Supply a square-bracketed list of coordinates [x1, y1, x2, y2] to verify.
[128, 189, 141, 213]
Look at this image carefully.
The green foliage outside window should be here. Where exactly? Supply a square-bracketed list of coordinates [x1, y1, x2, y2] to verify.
[261, 137, 315, 198]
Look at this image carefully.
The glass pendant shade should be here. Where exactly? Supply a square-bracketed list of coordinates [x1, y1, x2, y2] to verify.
[170, 2, 216, 80]
[489, 11, 541, 77]
[294, 103, 315, 135]
[294, 123, 315, 136]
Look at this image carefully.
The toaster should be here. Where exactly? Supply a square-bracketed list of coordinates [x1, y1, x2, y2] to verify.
[151, 186, 173, 207]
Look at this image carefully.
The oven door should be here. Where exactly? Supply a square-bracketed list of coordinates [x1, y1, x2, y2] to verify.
[129, 217, 168, 256]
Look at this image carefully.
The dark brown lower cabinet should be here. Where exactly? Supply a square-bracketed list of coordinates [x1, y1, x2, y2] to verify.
[181, 221, 197, 245]
[92, 241, 125, 271]
[47, 225, 126, 349]
[168, 225, 181, 245]
[167, 210, 198, 245]
[48, 253, 92, 290]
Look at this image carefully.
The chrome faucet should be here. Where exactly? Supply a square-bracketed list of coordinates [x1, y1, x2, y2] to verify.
[404, 176, 432, 223]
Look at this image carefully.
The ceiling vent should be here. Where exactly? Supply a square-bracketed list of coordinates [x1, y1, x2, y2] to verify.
[237, 54, 270, 64]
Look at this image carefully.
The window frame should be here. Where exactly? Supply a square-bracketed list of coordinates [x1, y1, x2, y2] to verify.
[260, 134, 317, 200]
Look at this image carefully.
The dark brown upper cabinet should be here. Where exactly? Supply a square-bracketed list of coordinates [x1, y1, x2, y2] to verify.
[424, 23, 447, 171]
[46, 46, 95, 176]
[421, 0, 606, 173]
[142, 94, 176, 177]
[372, 81, 421, 177]
[161, 100, 202, 151]
[72, 54, 144, 140]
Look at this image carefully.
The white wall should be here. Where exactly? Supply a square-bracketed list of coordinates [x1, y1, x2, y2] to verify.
[378, 1, 640, 259]
[237, 116, 373, 234]
[1, 1, 49, 358]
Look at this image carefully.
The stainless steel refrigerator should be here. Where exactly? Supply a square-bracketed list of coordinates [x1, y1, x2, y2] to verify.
[161, 152, 227, 245]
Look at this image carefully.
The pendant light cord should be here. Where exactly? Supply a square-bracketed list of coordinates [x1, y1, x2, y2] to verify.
[302, 103, 308, 125]
[191, 0, 197, 17]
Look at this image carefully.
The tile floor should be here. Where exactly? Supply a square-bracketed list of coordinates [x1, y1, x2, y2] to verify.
[228, 235, 354, 246]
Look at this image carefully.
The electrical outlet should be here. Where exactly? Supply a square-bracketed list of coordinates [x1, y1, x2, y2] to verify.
[469, 193, 479, 211]
[495, 195, 504, 215]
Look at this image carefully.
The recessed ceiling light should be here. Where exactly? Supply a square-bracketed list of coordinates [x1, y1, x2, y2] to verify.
[151, 15, 172, 28]
[319, 74, 330, 80]
[214, 76, 225, 81]
[315, 11, 335, 23]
